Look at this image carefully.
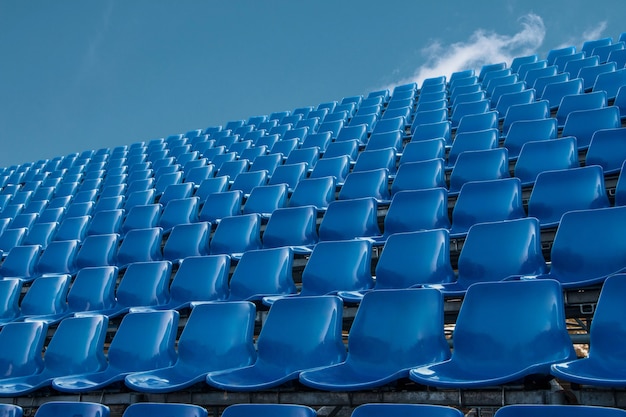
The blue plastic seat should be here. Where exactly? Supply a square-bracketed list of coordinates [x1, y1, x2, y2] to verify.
[262, 205, 318, 252]
[562, 106, 621, 149]
[0, 245, 41, 281]
[206, 295, 346, 391]
[528, 166, 610, 228]
[163, 222, 210, 264]
[284, 147, 320, 169]
[450, 100, 490, 128]
[579, 62, 617, 91]
[338, 169, 390, 202]
[300, 288, 450, 391]
[309, 155, 350, 184]
[125, 302, 255, 394]
[391, 158, 446, 194]
[222, 404, 316, 417]
[0, 320, 46, 381]
[503, 118, 558, 159]
[0, 404, 22, 416]
[551, 274, 626, 387]
[411, 120, 451, 144]
[524, 65, 557, 89]
[533, 72, 569, 98]
[586, 128, 626, 174]
[75, 233, 119, 269]
[336, 124, 368, 145]
[0, 228, 27, 255]
[548, 45, 577, 66]
[230, 170, 268, 195]
[249, 153, 283, 177]
[52, 310, 178, 393]
[493, 87, 535, 117]
[66, 266, 117, 315]
[529, 206, 626, 288]
[53, 215, 90, 242]
[447, 128, 499, 168]
[121, 403, 207, 417]
[555, 52, 587, 73]
[199, 190, 242, 223]
[514, 137, 579, 186]
[117, 227, 163, 268]
[209, 213, 262, 257]
[347, 114, 377, 135]
[450, 178, 525, 238]
[0, 314, 108, 396]
[158, 182, 194, 207]
[158, 197, 199, 231]
[495, 404, 626, 417]
[318, 197, 380, 242]
[485, 73, 518, 97]
[341, 230, 455, 303]
[194, 176, 229, 201]
[351, 404, 463, 417]
[87, 209, 124, 236]
[375, 188, 450, 242]
[593, 67, 626, 100]
[34, 402, 109, 417]
[353, 148, 397, 174]
[301, 131, 332, 152]
[267, 162, 308, 192]
[17, 273, 71, 323]
[399, 138, 445, 165]
[288, 176, 336, 211]
[9, 213, 38, 230]
[451, 90, 485, 110]
[426, 217, 547, 296]
[124, 188, 156, 212]
[449, 148, 510, 194]
[365, 130, 403, 153]
[456, 110, 498, 135]
[410, 279, 575, 388]
[410, 109, 448, 136]
[502, 101, 550, 135]
[0, 279, 22, 325]
[227, 247, 296, 301]
[542, 79, 584, 111]
[609, 48, 626, 68]
[92, 195, 124, 215]
[323, 139, 360, 161]
[242, 183, 288, 217]
[556, 90, 607, 127]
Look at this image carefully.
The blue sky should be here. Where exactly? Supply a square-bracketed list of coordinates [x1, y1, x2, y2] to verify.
[1, 0, 625, 168]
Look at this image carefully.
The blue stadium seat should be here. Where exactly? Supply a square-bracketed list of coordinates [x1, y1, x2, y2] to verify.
[554, 51, 585, 72]
[159, 182, 194, 207]
[216, 159, 250, 180]
[221, 404, 315, 417]
[0, 228, 28, 255]
[478, 63, 507, 83]
[410, 279, 575, 388]
[351, 404, 463, 417]
[0, 314, 108, 396]
[301, 131, 332, 152]
[284, 147, 320, 169]
[75, 233, 119, 269]
[194, 176, 229, 202]
[318, 119, 345, 138]
[66, 266, 117, 316]
[318, 198, 381, 242]
[353, 148, 397, 174]
[0, 245, 40, 282]
[556, 90, 607, 127]
[450, 178, 525, 238]
[527, 206, 626, 288]
[300, 288, 450, 391]
[121, 204, 162, 235]
[524, 65, 558, 89]
[456, 111, 498, 135]
[242, 183, 288, 217]
[449, 148, 510, 194]
[495, 404, 626, 417]
[309, 155, 350, 184]
[528, 166, 610, 228]
[248, 154, 283, 177]
[124, 188, 156, 212]
[17, 273, 71, 324]
[426, 217, 547, 296]
[227, 247, 296, 301]
[338, 168, 391, 202]
[592, 67, 626, 100]
[336, 124, 368, 145]
[63, 201, 94, 220]
[609, 48, 626, 68]
[117, 227, 163, 268]
[158, 197, 200, 232]
[514, 137, 579, 186]
[230, 170, 269, 196]
[399, 138, 446, 165]
[262, 205, 318, 253]
[410, 109, 448, 136]
[323, 139, 360, 161]
[365, 130, 403, 153]
[494, 88, 535, 117]
[391, 158, 446, 194]
[92, 195, 124, 214]
[9, 213, 38, 230]
[267, 162, 308, 193]
[579, 62, 617, 91]
[450, 100, 490, 128]
[586, 128, 626, 174]
[451, 90, 485, 110]
[503, 118, 558, 159]
[87, 209, 124, 236]
[199, 190, 242, 223]
[340, 229, 455, 303]
[534, 72, 569, 100]
[0, 320, 46, 381]
[34, 402, 109, 417]
[121, 403, 207, 417]
[551, 274, 626, 387]
[0, 279, 22, 325]
[124, 302, 255, 394]
[54, 215, 90, 242]
[561, 106, 621, 149]
[206, 295, 346, 391]
[565, 57, 600, 82]
[447, 128, 499, 168]
[162, 222, 210, 264]
[288, 175, 336, 210]
[502, 101, 550, 135]
[209, 213, 262, 257]
[52, 310, 178, 393]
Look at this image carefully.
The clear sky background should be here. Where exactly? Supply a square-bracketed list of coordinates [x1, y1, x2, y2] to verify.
[1, 0, 625, 168]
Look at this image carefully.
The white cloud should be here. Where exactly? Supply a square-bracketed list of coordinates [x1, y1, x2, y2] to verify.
[388, 13, 545, 88]
[582, 21, 609, 43]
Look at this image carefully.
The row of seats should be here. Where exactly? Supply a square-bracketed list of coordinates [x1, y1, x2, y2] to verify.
[0, 277, 623, 397]
[10, 402, 626, 417]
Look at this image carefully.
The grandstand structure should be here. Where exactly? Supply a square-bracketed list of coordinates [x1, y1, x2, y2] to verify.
[0, 33, 626, 417]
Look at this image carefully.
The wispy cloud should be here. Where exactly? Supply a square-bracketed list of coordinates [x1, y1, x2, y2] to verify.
[387, 13, 545, 88]
[582, 21, 608, 44]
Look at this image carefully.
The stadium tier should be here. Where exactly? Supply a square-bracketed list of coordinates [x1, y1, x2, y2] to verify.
[2, 34, 626, 417]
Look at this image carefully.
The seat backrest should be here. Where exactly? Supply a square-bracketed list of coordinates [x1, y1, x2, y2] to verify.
[230, 171, 269, 195]
[256, 296, 346, 372]
[578, 61, 617, 91]
[268, 162, 308, 191]
[383, 188, 450, 237]
[309, 155, 350, 184]
[158, 197, 200, 231]
[494, 404, 626, 417]
[0, 279, 21, 321]
[451, 178, 525, 236]
[547, 45, 577, 67]
[353, 148, 397, 173]
[163, 222, 210, 263]
[54, 215, 90, 242]
[514, 137, 579, 185]
[209, 213, 262, 256]
[159, 182, 194, 207]
[288, 176, 336, 210]
[300, 240, 373, 296]
[262, 205, 318, 249]
[338, 168, 390, 202]
[87, 209, 124, 236]
[586, 127, 626, 174]
[228, 247, 296, 301]
[116, 261, 171, 310]
[117, 227, 163, 267]
[502, 101, 550, 134]
[36, 239, 79, 276]
[0, 321, 47, 378]
[391, 158, 446, 194]
[199, 190, 242, 223]
[75, 233, 119, 269]
[221, 404, 315, 417]
[593, 67, 626, 100]
[376, 230, 455, 288]
[34, 401, 110, 417]
[319, 198, 380, 241]
[411, 120, 451, 144]
[447, 128, 499, 167]
[549, 206, 626, 285]
[242, 183, 288, 216]
[449, 148, 510, 193]
[352, 404, 463, 417]
[122, 204, 162, 235]
[168, 255, 230, 307]
[0, 227, 28, 253]
[503, 118, 558, 158]
[528, 165, 610, 227]
[67, 266, 117, 313]
[457, 217, 547, 287]
[20, 274, 71, 317]
[561, 106, 621, 148]
[494, 86, 534, 116]
[541, 78, 583, 110]
[400, 138, 446, 165]
[556, 90, 607, 126]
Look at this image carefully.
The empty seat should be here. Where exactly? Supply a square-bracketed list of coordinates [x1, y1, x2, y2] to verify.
[75, 233, 119, 269]
[125, 302, 256, 393]
[579, 61, 617, 91]
[117, 227, 163, 267]
[411, 120, 451, 145]
[121, 403, 207, 417]
[52, 310, 178, 393]
[586, 127, 626, 174]
[0, 245, 41, 282]
[503, 118, 558, 159]
[495, 404, 626, 417]
[205, 296, 346, 391]
[561, 106, 621, 149]
[209, 213, 262, 257]
[528, 166, 610, 228]
[449, 148, 510, 194]
[230, 170, 268, 195]
[538, 77, 580, 110]
[221, 404, 315, 417]
[556, 90, 608, 127]
[399, 138, 446, 165]
[162, 222, 210, 264]
[262, 205, 318, 252]
[288, 176, 336, 211]
[409, 279, 575, 388]
[158, 197, 200, 231]
[54, 215, 90, 242]
[66, 266, 117, 316]
[502, 101, 550, 135]
[194, 176, 229, 201]
[323, 139, 360, 161]
[242, 183, 288, 217]
[447, 128, 499, 168]
[199, 190, 242, 223]
[309, 155, 350, 184]
[391, 158, 446, 194]
[300, 288, 450, 391]
[353, 148, 397, 174]
[318, 198, 381, 242]
[514, 137, 579, 186]
[593, 67, 626, 100]
[351, 404, 464, 417]
[338, 169, 390, 202]
[87, 209, 124, 236]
